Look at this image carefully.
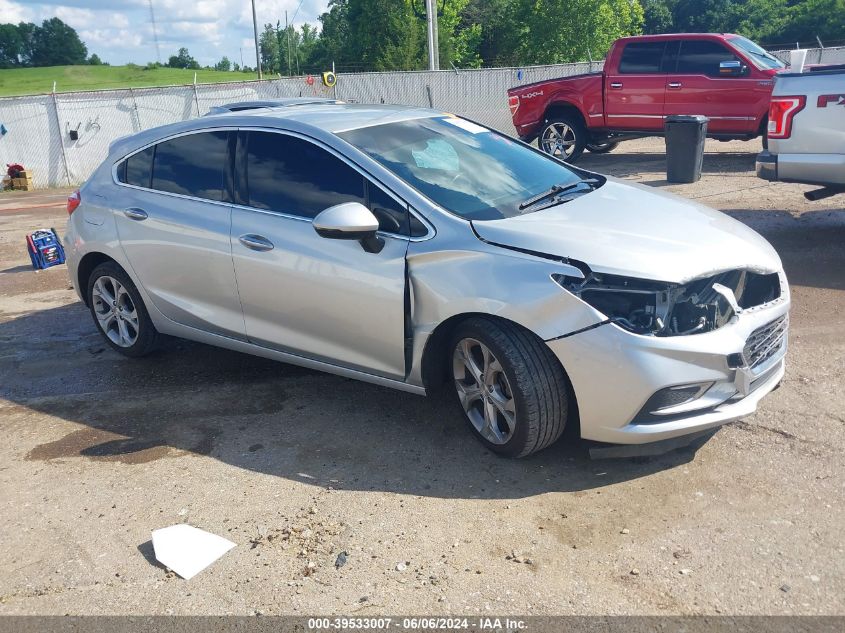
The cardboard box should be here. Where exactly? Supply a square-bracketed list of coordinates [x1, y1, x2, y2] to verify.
[12, 177, 33, 190]
[17, 169, 30, 179]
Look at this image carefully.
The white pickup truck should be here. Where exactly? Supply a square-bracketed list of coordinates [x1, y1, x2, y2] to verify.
[756, 68, 845, 200]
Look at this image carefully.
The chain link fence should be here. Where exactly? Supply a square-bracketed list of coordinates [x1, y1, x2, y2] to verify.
[1, 47, 842, 189]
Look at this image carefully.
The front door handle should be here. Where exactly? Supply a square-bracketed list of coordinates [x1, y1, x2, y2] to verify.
[123, 207, 148, 221]
[610, 82, 623, 89]
[667, 82, 683, 89]
[238, 234, 274, 252]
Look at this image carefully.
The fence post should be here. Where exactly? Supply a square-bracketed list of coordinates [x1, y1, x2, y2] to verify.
[50, 90, 72, 187]
[192, 74, 200, 118]
[129, 87, 142, 131]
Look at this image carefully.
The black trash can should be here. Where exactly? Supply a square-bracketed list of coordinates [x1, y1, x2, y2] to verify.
[664, 115, 708, 183]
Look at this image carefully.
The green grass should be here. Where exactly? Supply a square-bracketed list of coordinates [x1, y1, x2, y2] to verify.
[0, 65, 262, 97]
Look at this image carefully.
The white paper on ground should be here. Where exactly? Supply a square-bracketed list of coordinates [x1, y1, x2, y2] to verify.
[151, 524, 236, 579]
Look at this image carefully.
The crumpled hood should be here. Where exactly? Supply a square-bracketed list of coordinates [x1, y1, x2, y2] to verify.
[471, 178, 782, 283]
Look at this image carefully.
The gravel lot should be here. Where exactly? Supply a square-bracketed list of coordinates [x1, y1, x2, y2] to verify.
[0, 137, 843, 616]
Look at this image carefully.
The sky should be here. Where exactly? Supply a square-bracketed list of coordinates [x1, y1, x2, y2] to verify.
[1, 1, 331, 66]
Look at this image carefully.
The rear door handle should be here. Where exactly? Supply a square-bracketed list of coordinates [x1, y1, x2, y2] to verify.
[238, 234, 274, 252]
[609, 82, 623, 89]
[123, 207, 148, 221]
[667, 82, 683, 89]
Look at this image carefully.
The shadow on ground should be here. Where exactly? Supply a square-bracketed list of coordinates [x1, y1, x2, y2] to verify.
[578, 149, 758, 180]
[0, 298, 709, 500]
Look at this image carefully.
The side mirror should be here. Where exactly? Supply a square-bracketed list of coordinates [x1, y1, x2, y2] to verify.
[719, 60, 747, 77]
[313, 202, 384, 253]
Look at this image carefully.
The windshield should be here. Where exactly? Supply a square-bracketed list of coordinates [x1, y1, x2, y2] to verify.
[338, 116, 593, 221]
[728, 35, 786, 70]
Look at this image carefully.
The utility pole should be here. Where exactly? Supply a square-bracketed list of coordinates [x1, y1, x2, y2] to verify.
[251, 0, 262, 78]
[285, 10, 292, 76]
[425, 0, 439, 70]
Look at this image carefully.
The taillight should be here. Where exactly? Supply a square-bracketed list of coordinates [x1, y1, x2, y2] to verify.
[508, 94, 519, 117]
[67, 190, 81, 215]
[767, 96, 805, 139]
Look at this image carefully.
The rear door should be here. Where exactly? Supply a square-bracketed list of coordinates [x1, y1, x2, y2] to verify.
[663, 39, 766, 134]
[604, 40, 670, 131]
[230, 130, 409, 379]
[114, 130, 246, 339]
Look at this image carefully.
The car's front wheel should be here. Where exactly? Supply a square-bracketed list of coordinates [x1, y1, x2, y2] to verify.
[87, 261, 158, 357]
[538, 116, 586, 163]
[450, 317, 570, 458]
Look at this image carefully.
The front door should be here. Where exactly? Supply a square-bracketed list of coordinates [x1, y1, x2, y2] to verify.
[230, 130, 408, 379]
[663, 39, 767, 135]
[604, 40, 671, 131]
[114, 130, 246, 339]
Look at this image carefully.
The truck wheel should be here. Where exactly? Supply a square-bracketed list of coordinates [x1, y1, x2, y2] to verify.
[449, 317, 569, 458]
[586, 141, 619, 154]
[539, 116, 586, 163]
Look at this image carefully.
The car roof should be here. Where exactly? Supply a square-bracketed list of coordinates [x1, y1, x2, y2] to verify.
[204, 102, 443, 133]
[204, 98, 345, 115]
[108, 103, 444, 159]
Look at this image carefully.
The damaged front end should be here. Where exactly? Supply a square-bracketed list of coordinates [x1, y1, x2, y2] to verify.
[553, 269, 782, 336]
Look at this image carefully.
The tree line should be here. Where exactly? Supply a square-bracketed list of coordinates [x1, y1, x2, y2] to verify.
[1, 1, 842, 74]
[261, 0, 843, 74]
[0, 18, 103, 68]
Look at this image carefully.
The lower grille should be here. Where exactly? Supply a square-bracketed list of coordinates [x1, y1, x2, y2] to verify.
[744, 315, 788, 369]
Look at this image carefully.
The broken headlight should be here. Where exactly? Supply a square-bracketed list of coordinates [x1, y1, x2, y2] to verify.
[552, 271, 741, 336]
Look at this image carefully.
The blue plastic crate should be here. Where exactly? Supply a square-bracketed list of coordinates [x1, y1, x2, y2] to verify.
[26, 228, 66, 270]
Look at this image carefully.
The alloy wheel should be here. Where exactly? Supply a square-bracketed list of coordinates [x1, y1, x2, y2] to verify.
[452, 338, 517, 445]
[91, 275, 140, 348]
[540, 122, 577, 159]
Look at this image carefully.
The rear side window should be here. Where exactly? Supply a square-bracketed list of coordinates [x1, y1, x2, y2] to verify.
[618, 42, 666, 74]
[151, 131, 229, 201]
[676, 40, 739, 76]
[245, 132, 365, 219]
[119, 146, 155, 188]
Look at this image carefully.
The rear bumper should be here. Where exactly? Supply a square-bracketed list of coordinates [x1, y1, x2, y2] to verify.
[756, 150, 778, 181]
[757, 150, 845, 186]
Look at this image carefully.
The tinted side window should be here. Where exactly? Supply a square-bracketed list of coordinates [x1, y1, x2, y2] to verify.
[246, 132, 365, 219]
[677, 40, 738, 76]
[151, 131, 229, 201]
[120, 146, 155, 188]
[618, 42, 666, 74]
[368, 184, 407, 235]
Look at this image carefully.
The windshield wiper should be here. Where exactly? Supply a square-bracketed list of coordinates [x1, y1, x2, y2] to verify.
[519, 178, 600, 211]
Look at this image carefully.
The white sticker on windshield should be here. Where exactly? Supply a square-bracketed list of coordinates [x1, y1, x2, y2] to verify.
[442, 117, 488, 134]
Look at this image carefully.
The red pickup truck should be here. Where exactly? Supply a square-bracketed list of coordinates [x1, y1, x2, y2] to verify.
[507, 33, 786, 162]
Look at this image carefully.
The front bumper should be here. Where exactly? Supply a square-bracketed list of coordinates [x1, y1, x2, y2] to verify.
[547, 296, 789, 445]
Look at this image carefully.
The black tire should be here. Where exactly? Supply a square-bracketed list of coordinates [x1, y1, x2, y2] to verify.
[449, 317, 570, 458]
[538, 115, 587, 163]
[586, 141, 620, 154]
[86, 261, 159, 357]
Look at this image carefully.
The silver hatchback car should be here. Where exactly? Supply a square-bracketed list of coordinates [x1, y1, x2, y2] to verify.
[66, 103, 789, 457]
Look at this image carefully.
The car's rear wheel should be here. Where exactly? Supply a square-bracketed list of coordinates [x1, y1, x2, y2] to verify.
[586, 141, 620, 154]
[538, 116, 586, 163]
[87, 262, 158, 357]
[450, 317, 569, 458]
